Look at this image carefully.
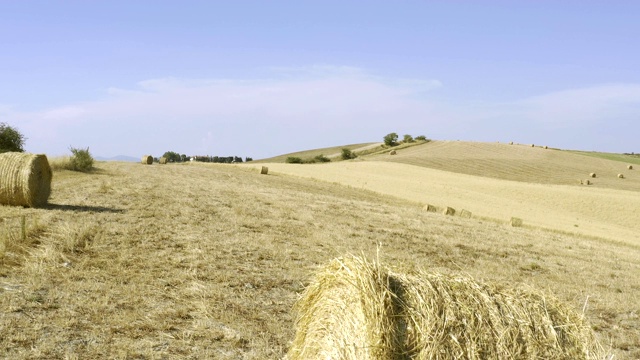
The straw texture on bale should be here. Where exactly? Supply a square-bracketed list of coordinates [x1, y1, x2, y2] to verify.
[0, 152, 52, 207]
[423, 204, 437, 212]
[159, 157, 168, 164]
[511, 217, 524, 227]
[389, 150, 397, 155]
[589, 173, 596, 178]
[443, 206, 456, 216]
[288, 256, 605, 360]
[261, 166, 269, 175]
[141, 155, 153, 165]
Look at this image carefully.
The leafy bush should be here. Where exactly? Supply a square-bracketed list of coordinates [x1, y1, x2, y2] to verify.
[383, 132, 399, 147]
[68, 147, 94, 172]
[341, 148, 357, 160]
[286, 157, 303, 164]
[314, 154, 331, 163]
[403, 134, 414, 143]
[0, 122, 26, 153]
[415, 135, 427, 141]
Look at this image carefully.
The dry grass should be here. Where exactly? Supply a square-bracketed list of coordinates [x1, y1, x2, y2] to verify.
[371, 140, 640, 191]
[0, 161, 638, 358]
[253, 142, 377, 163]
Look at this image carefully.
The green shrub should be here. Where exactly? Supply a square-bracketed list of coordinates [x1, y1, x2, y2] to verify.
[341, 148, 357, 160]
[286, 157, 303, 164]
[403, 134, 414, 143]
[0, 122, 26, 153]
[314, 154, 331, 163]
[68, 147, 94, 172]
[415, 135, 428, 141]
[383, 132, 399, 147]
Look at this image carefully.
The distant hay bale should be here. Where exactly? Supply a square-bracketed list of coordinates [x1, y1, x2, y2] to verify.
[531, 144, 535, 147]
[544, 145, 548, 149]
[589, 173, 596, 178]
[0, 152, 52, 207]
[159, 157, 168, 164]
[628, 165, 633, 170]
[584, 179, 591, 186]
[443, 206, 456, 216]
[141, 155, 153, 165]
[618, 173, 624, 179]
[509, 141, 514, 145]
[389, 150, 397, 155]
[510, 217, 523, 227]
[288, 256, 605, 360]
[578, 179, 584, 185]
[423, 204, 437, 212]
[260, 166, 269, 175]
[459, 209, 472, 218]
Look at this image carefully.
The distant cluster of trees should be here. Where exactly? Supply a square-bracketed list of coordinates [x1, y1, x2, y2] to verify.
[383, 133, 428, 147]
[160, 151, 252, 163]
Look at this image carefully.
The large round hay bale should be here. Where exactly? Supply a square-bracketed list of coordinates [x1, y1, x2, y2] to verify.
[288, 256, 605, 360]
[0, 152, 52, 207]
[141, 155, 153, 165]
[159, 157, 168, 164]
[260, 166, 269, 175]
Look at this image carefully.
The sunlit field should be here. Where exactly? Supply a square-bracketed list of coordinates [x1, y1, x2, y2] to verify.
[1, 142, 639, 358]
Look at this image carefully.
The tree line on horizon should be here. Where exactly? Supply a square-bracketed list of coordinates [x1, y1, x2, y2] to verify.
[160, 151, 252, 163]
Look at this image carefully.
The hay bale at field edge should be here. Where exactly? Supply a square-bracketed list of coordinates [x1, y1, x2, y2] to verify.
[159, 157, 168, 164]
[459, 209, 472, 218]
[260, 166, 269, 175]
[141, 155, 153, 165]
[510, 217, 523, 227]
[423, 204, 437, 212]
[0, 152, 52, 207]
[287, 255, 606, 360]
[443, 207, 456, 216]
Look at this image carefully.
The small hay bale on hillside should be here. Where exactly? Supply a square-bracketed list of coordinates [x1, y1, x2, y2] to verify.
[531, 144, 535, 147]
[578, 179, 583, 185]
[260, 166, 269, 175]
[159, 157, 168, 164]
[509, 141, 514, 145]
[544, 145, 548, 149]
[141, 155, 153, 165]
[459, 209, 472, 218]
[287, 256, 605, 360]
[589, 173, 596, 178]
[423, 204, 437, 212]
[584, 179, 591, 186]
[628, 165, 633, 170]
[618, 173, 624, 179]
[443, 207, 456, 216]
[389, 150, 397, 155]
[0, 152, 52, 207]
[510, 217, 523, 227]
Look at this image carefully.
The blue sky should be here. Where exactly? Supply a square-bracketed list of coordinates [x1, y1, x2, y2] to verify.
[1, 1, 639, 159]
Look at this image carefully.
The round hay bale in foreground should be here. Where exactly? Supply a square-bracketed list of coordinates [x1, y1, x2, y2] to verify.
[0, 152, 52, 207]
[260, 166, 269, 175]
[288, 256, 605, 360]
[141, 155, 153, 165]
[159, 157, 168, 164]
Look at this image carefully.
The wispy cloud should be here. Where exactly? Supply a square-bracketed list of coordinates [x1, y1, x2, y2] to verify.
[9, 66, 640, 158]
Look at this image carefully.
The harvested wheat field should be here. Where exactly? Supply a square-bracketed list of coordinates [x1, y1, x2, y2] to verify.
[0, 160, 639, 358]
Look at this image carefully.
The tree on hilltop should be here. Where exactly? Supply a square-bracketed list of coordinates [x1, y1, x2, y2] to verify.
[0, 122, 26, 153]
[383, 132, 399, 147]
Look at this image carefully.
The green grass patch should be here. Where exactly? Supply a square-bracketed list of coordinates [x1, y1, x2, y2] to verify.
[567, 150, 640, 165]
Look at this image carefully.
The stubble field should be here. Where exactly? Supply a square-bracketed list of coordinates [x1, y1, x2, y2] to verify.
[0, 151, 639, 358]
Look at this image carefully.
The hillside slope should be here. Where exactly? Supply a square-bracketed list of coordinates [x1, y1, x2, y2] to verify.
[370, 140, 640, 191]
